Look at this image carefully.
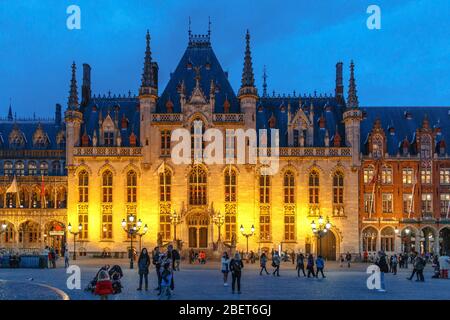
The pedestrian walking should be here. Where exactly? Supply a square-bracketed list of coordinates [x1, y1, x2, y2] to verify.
[159, 261, 173, 300]
[173, 247, 181, 271]
[296, 252, 306, 277]
[291, 251, 296, 265]
[64, 247, 70, 268]
[229, 252, 244, 294]
[94, 270, 114, 300]
[438, 253, 449, 279]
[307, 254, 315, 278]
[345, 252, 352, 268]
[375, 251, 388, 292]
[137, 248, 150, 291]
[339, 254, 344, 267]
[407, 251, 419, 281]
[315, 255, 326, 278]
[259, 252, 269, 275]
[152, 247, 162, 293]
[272, 251, 281, 276]
[414, 254, 425, 282]
[221, 252, 230, 286]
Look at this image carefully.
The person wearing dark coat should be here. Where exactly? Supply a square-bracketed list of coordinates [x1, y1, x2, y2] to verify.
[307, 254, 315, 278]
[296, 252, 306, 277]
[137, 248, 151, 291]
[152, 247, 162, 292]
[375, 251, 389, 292]
[229, 252, 244, 294]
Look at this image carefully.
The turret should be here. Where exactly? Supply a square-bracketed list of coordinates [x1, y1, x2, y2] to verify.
[139, 30, 158, 167]
[343, 60, 362, 167]
[238, 30, 258, 130]
[64, 62, 83, 169]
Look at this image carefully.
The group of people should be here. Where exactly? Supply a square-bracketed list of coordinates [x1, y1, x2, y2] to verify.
[42, 246, 59, 268]
[188, 249, 206, 264]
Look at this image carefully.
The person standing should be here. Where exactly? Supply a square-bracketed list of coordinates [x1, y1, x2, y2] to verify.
[272, 251, 281, 277]
[407, 251, 419, 281]
[391, 254, 398, 275]
[259, 252, 269, 275]
[307, 254, 315, 278]
[152, 247, 162, 293]
[414, 254, 425, 282]
[221, 252, 230, 286]
[159, 261, 173, 300]
[339, 254, 344, 267]
[291, 251, 296, 265]
[137, 248, 150, 291]
[438, 253, 450, 279]
[345, 252, 352, 268]
[315, 255, 326, 278]
[296, 252, 306, 277]
[229, 252, 244, 294]
[172, 247, 181, 271]
[375, 251, 388, 292]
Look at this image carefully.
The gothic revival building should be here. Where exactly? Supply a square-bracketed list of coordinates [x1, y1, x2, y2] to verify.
[1, 27, 448, 259]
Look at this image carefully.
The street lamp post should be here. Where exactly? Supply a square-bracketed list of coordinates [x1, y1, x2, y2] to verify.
[311, 216, 331, 257]
[121, 215, 145, 269]
[213, 211, 225, 243]
[67, 222, 82, 260]
[240, 224, 255, 254]
[136, 224, 149, 253]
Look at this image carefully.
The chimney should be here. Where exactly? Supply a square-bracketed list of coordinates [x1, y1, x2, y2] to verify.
[81, 63, 91, 107]
[55, 104, 62, 125]
[335, 62, 344, 103]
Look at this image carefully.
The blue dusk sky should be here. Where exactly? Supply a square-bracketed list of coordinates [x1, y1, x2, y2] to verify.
[0, 0, 449, 118]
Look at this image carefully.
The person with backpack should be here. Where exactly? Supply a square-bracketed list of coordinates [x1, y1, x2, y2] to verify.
[315, 255, 326, 278]
[229, 252, 244, 294]
[272, 251, 281, 277]
[375, 251, 388, 292]
[137, 248, 150, 291]
[221, 251, 230, 286]
[307, 254, 315, 278]
[296, 252, 306, 277]
[259, 252, 269, 275]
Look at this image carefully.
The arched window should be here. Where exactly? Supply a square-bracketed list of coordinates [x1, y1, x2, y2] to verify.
[2, 222, 15, 243]
[52, 161, 60, 175]
[259, 174, 270, 204]
[15, 161, 24, 176]
[381, 227, 395, 252]
[190, 118, 205, 159]
[28, 161, 37, 176]
[224, 168, 236, 203]
[4, 161, 13, 176]
[372, 134, 383, 159]
[40, 161, 48, 176]
[283, 171, 295, 204]
[18, 221, 40, 245]
[159, 169, 171, 202]
[362, 227, 378, 252]
[78, 170, 89, 203]
[309, 170, 319, 204]
[102, 170, 113, 203]
[333, 172, 344, 204]
[126, 170, 137, 203]
[189, 165, 207, 205]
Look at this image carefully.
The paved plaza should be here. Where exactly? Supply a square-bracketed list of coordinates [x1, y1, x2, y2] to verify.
[0, 258, 449, 300]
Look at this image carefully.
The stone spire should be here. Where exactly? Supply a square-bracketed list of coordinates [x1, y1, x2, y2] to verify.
[239, 30, 257, 97]
[262, 65, 268, 97]
[140, 30, 155, 95]
[7, 99, 13, 121]
[68, 62, 79, 110]
[347, 60, 359, 109]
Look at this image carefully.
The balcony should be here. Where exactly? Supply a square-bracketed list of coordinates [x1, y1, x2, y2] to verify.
[151, 114, 183, 123]
[212, 113, 244, 123]
[257, 147, 352, 158]
[74, 147, 142, 157]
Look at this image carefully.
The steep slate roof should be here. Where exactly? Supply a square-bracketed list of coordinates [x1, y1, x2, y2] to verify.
[257, 95, 346, 147]
[81, 95, 140, 147]
[360, 106, 450, 156]
[156, 38, 240, 114]
[0, 120, 64, 150]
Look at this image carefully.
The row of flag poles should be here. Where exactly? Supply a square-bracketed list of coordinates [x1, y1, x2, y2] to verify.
[5, 175, 47, 209]
[368, 161, 450, 220]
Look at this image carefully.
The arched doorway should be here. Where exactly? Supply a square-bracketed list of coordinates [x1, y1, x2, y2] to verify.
[44, 221, 66, 255]
[318, 230, 336, 261]
[401, 227, 417, 253]
[18, 220, 40, 250]
[420, 227, 436, 255]
[187, 212, 209, 249]
[439, 227, 450, 255]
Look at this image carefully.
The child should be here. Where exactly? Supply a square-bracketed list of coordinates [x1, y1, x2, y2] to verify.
[94, 270, 114, 300]
[159, 262, 173, 300]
